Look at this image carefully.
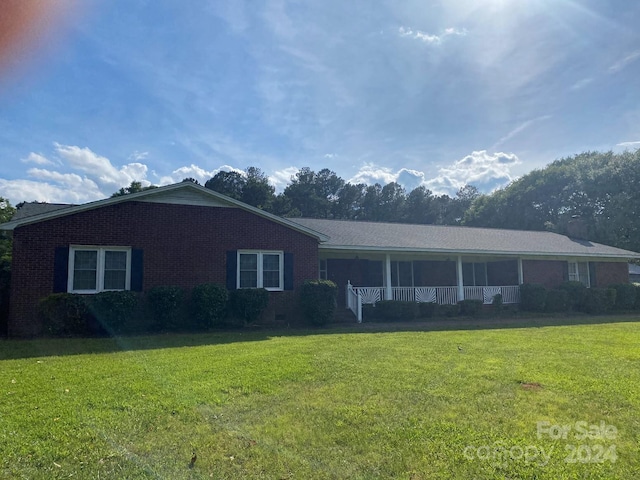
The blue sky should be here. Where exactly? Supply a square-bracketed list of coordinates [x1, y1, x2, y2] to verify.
[1, 0, 640, 205]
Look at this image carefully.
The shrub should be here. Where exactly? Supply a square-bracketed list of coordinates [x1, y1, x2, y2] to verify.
[436, 303, 459, 318]
[89, 291, 141, 335]
[492, 293, 503, 314]
[298, 280, 338, 326]
[611, 283, 636, 310]
[635, 285, 640, 310]
[362, 304, 380, 321]
[229, 288, 269, 325]
[559, 281, 587, 311]
[190, 283, 228, 330]
[519, 284, 547, 312]
[582, 288, 613, 314]
[374, 300, 419, 321]
[458, 299, 483, 316]
[544, 289, 569, 313]
[38, 293, 92, 336]
[145, 286, 185, 331]
[418, 302, 437, 319]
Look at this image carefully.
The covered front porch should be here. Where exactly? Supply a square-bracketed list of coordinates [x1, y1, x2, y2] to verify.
[321, 252, 523, 322]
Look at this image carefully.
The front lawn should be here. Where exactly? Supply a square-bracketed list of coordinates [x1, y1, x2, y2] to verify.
[1, 317, 639, 479]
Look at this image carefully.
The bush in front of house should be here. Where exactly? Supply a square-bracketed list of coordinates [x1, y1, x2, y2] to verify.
[436, 303, 460, 318]
[374, 300, 419, 321]
[458, 299, 483, 317]
[145, 285, 186, 331]
[418, 301, 437, 319]
[544, 289, 570, 313]
[635, 285, 640, 310]
[298, 280, 338, 326]
[38, 293, 93, 336]
[610, 283, 636, 310]
[190, 283, 228, 330]
[558, 281, 587, 311]
[492, 293, 503, 314]
[88, 291, 141, 335]
[582, 287, 615, 314]
[229, 288, 269, 325]
[519, 283, 547, 312]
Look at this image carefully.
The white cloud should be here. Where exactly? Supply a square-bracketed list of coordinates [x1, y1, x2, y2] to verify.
[270, 166, 299, 191]
[569, 78, 593, 91]
[156, 164, 228, 185]
[425, 150, 520, 195]
[398, 26, 466, 45]
[349, 164, 397, 185]
[21, 152, 54, 166]
[617, 140, 640, 147]
[609, 50, 640, 73]
[128, 151, 149, 161]
[492, 115, 551, 149]
[0, 178, 103, 204]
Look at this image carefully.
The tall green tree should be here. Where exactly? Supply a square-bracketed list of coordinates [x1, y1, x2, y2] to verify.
[0, 198, 15, 334]
[111, 181, 157, 197]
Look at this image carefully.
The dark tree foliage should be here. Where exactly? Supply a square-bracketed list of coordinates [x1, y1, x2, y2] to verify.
[0, 198, 15, 334]
[463, 150, 640, 252]
[111, 181, 158, 197]
[205, 168, 275, 210]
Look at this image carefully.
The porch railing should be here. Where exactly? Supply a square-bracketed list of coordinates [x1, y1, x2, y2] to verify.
[345, 281, 362, 323]
[352, 285, 521, 306]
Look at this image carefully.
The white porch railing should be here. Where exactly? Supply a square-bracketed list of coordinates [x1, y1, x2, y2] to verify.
[345, 281, 362, 323]
[345, 283, 521, 322]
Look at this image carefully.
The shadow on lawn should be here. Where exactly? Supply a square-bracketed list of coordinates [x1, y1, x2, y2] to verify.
[1, 313, 638, 361]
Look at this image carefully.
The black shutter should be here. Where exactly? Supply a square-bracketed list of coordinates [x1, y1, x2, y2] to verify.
[226, 251, 237, 290]
[131, 249, 144, 291]
[53, 247, 69, 292]
[589, 262, 597, 288]
[284, 252, 294, 290]
[563, 262, 570, 282]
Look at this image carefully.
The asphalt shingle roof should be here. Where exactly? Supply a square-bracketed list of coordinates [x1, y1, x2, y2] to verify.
[290, 218, 640, 259]
[12, 202, 74, 221]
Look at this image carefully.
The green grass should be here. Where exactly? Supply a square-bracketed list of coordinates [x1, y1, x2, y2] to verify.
[1, 317, 639, 479]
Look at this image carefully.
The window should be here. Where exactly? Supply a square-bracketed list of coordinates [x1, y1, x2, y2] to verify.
[319, 259, 328, 280]
[568, 261, 590, 287]
[68, 247, 131, 293]
[463, 262, 488, 286]
[238, 251, 283, 290]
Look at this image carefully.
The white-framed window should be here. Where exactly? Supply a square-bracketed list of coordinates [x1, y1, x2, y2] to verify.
[568, 261, 590, 287]
[319, 259, 328, 280]
[238, 251, 283, 291]
[68, 246, 131, 293]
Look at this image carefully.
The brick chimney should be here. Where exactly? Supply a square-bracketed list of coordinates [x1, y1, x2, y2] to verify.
[566, 215, 588, 240]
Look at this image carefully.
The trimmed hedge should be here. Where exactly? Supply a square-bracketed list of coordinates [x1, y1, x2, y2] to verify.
[559, 281, 587, 311]
[38, 293, 93, 336]
[375, 300, 419, 321]
[519, 284, 547, 312]
[458, 299, 483, 317]
[89, 291, 141, 334]
[544, 289, 569, 313]
[418, 302, 437, 318]
[145, 286, 185, 331]
[229, 288, 269, 325]
[437, 303, 460, 318]
[298, 280, 338, 326]
[190, 283, 228, 330]
[611, 283, 636, 310]
[582, 288, 615, 314]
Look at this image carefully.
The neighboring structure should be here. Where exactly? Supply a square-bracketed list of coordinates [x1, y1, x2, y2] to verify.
[2, 182, 639, 335]
[629, 263, 640, 283]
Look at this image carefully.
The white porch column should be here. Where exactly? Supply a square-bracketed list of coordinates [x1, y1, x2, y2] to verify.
[385, 254, 393, 300]
[456, 255, 464, 301]
[518, 258, 524, 284]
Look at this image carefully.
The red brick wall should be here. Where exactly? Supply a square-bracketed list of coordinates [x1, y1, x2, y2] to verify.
[9, 201, 319, 336]
[522, 260, 566, 287]
[594, 262, 628, 287]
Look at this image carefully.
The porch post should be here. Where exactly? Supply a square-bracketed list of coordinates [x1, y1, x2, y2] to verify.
[456, 255, 464, 301]
[517, 258, 524, 284]
[385, 254, 392, 300]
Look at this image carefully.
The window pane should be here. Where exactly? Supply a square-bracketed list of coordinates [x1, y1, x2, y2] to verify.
[240, 271, 258, 288]
[263, 271, 280, 288]
[262, 254, 281, 289]
[474, 263, 487, 286]
[103, 251, 127, 290]
[240, 254, 258, 270]
[73, 251, 97, 290]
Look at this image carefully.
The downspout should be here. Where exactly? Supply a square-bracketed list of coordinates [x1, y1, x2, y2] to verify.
[518, 258, 524, 284]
